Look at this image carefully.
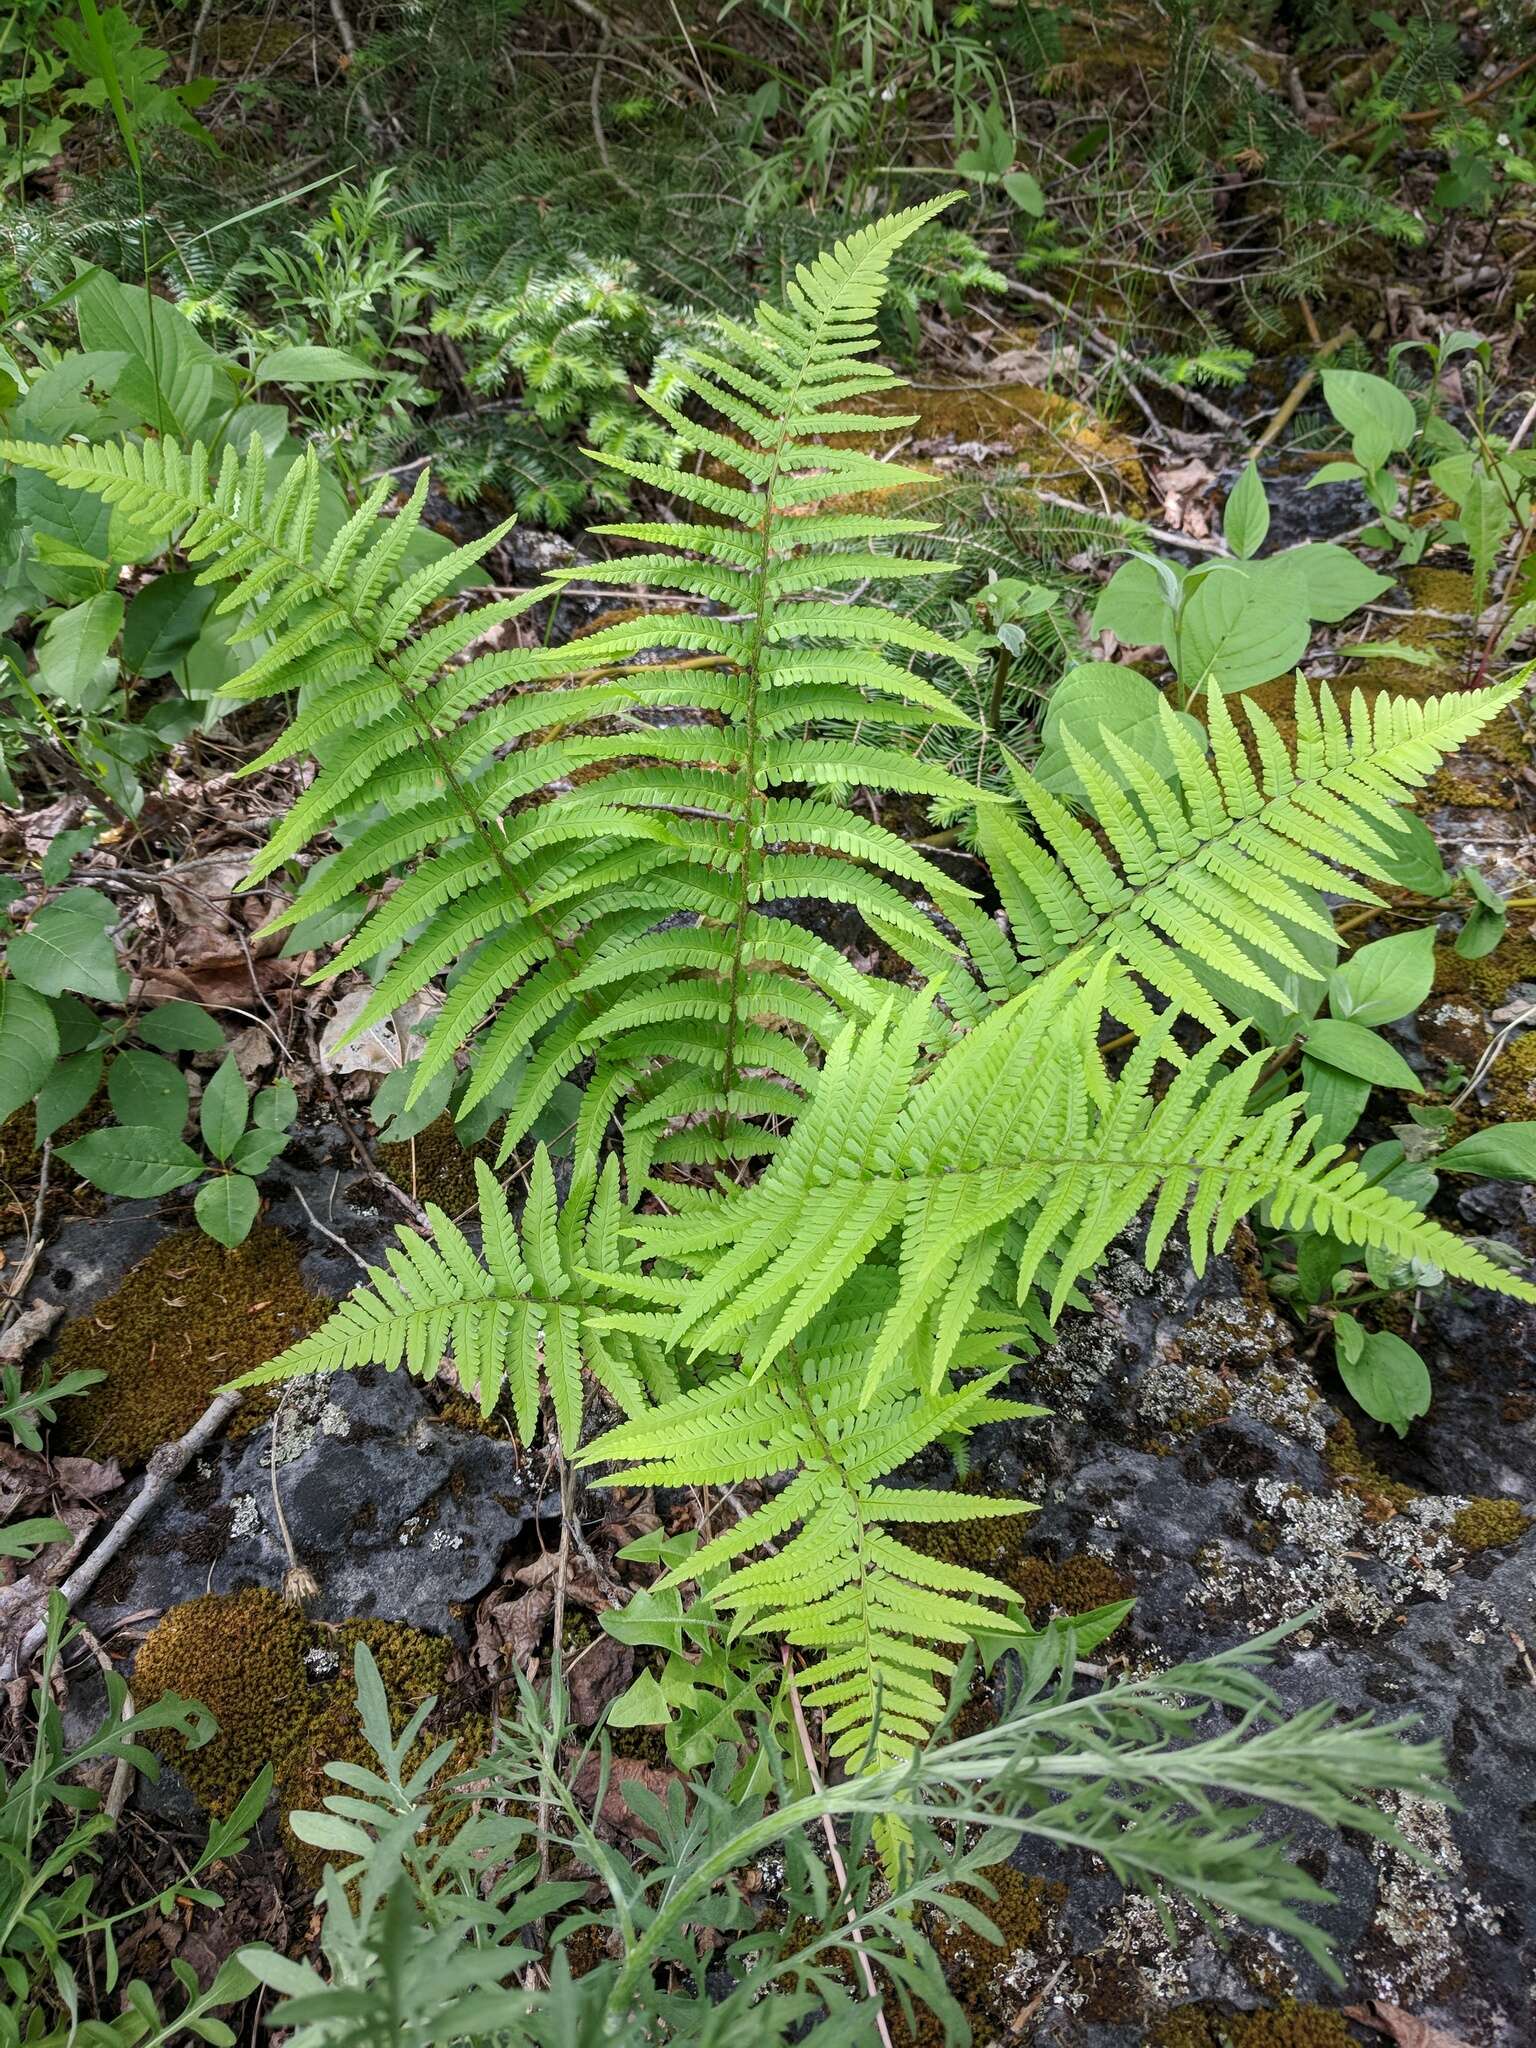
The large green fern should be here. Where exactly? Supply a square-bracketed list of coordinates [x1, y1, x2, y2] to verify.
[6, 199, 1532, 1841]
[0, 195, 992, 1180]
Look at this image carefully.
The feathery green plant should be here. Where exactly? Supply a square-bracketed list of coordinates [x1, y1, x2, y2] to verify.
[4, 199, 1532, 1850]
[0, 194, 991, 1181]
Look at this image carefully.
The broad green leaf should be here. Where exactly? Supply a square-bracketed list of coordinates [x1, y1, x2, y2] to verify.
[1454, 468, 1514, 613]
[1001, 170, 1044, 215]
[15, 468, 113, 565]
[1439, 1124, 1536, 1181]
[195, 1173, 260, 1248]
[1299, 1054, 1370, 1145]
[252, 345, 384, 387]
[200, 1054, 248, 1162]
[0, 977, 59, 1123]
[371, 1058, 453, 1144]
[1093, 555, 1178, 647]
[1374, 809, 1449, 898]
[1279, 541, 1394, 623]
[1328, 926, 1437, 1029]
[251, 1078, 297, 1131]
[1034, 664, 1204, 800]
[1302, 1019, 1422, 1091]
[138, 1000, 225, 1052]
[60, 1125, 204, 1197]
[108, 1047, 189, 1134]
[35, 592, 122, 710]
[229, 1127, 288, 1173]
[35, 1048, 102, 1141]
[1456, 866, 1507, 959]
[1334, 1315, 1431, 1438]
[606, 1668, 673, 1728]
[1222, 460, 1269, 559]
[73, 270, 235, 440]
[1175, 564, 1309, 693]
[122, 571, 215, 678]
[1321, 369, 1417, 471]
[8, 897, 125, 1002]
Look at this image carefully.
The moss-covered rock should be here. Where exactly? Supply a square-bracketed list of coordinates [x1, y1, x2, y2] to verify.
[887, 1864, 1067, 2047]
[132, 1586, 469, 1872]
[1448, 1495, 1530, 1552]
[1148, 2000, 1358, 2047]
[49, 1226, 328, 1467]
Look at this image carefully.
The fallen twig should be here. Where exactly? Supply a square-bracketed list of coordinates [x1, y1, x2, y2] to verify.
[1247, 326, 1356, 459]
[1004, 281, 1239, 433]
[6, 1389, 244, 1679]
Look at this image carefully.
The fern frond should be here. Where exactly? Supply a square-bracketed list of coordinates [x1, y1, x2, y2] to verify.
[581, 1304, 1044, 1770]
[633, 970, 1536, 1398]
[976, 676, 1527, 1028]
[0, 192, 986, 1174]
[227, 1153, 656, 1446]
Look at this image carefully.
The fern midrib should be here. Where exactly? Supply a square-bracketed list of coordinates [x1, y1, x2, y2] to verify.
[773, 1348, 885, 1723]
[718, 301, 871, 1114]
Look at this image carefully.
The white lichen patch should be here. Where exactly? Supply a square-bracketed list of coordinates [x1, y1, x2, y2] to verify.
[228, 1491, 262, 1540]
[1366, 1791, 1504, 2004]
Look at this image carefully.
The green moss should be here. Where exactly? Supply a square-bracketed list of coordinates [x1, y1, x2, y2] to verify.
[895, 1504, 1132, 1638]
[50, 1227, 327, 1468]
[1429, 768, 1515, 811]
[379, 1112, 498, 1215]
[887, 1865, 1066, 2047]
[1485, 1030, 1536, 1123]
[1149, 2001, 1357, 2047]
[1449, 1496, 1530, 1551]
[133, 1588, 469, 1874]
[1434, 932, 1536, 1011]
[1323, 1419, 1418, 1521]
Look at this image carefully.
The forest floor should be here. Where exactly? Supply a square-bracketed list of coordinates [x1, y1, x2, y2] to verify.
[4, 6, 1536, 2043]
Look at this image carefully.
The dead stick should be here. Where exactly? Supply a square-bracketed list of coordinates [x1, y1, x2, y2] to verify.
[7, 1390, 243, 1678]
[1247, 327, 1355, 459]
[1003, 281, 1239, 433]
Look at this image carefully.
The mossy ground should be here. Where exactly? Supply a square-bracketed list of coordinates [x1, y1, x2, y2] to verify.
[49, 1226, 328, 1468]
[1148, 1999, 1359, 2047]
[132, 1586, 473, 1874]
[379, 1112, 500, 1215]
[885, 1865, 1067, 2048]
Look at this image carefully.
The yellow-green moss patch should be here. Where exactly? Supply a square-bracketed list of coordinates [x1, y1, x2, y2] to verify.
[1323, 1419, 1419, 1522]
[379, 1113, 499, 1215]
[887, 1865, 1067, 2047]
[1449, 1496, 1530, 1551]
[1434, 932, 1536, 1012]
[1149, 1999, 1358, 2047]
[51, 1226, 328, 1468]
[133, 1586, 471, 1872]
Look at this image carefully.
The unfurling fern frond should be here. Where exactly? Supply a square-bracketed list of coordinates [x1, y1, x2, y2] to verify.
[1, 193, 989, 1180]
[975, 675, 1527, 1031]
[229, 1151, 669, 1446]
[581, 1290, 1044, 1792]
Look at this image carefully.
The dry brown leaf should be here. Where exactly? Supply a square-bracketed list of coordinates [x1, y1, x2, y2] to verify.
[567, 1633, 634, 1727]
[1343, 2001, 1475, 2048]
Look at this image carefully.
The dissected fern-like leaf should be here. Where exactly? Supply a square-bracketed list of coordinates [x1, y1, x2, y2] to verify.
[227, 1151, 666, 1446]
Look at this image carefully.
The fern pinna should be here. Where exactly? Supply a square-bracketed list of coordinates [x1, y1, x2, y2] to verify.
[5, 201, 1533, 1826]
